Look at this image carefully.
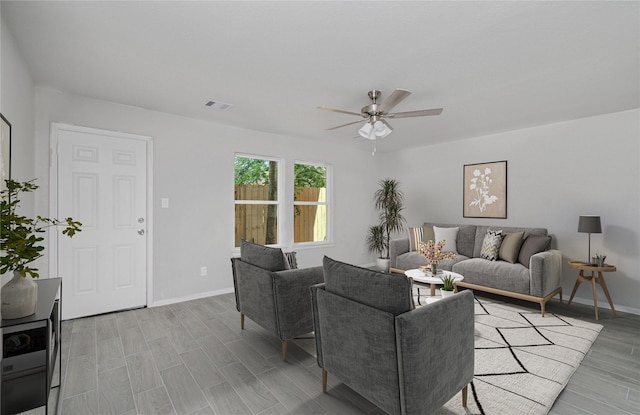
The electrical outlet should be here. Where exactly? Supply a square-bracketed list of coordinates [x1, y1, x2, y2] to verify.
[200, 266, 207, 276]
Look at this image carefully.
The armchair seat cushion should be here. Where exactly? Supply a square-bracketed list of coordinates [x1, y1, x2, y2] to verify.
[323, 256, 414, 316]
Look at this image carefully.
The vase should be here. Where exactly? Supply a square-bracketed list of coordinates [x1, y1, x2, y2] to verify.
[430, 263, 441, 275]
[440, 289, 455, 298]
[1, 271, 38, 319]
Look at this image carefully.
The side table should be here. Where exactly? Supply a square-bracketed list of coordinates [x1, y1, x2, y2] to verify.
[567, 261, 616, 320]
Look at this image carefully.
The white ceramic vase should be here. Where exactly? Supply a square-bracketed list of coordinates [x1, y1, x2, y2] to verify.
[1, 271, 38, 319]
[440, 289, 455, 298]
[376, 258, 391, 273]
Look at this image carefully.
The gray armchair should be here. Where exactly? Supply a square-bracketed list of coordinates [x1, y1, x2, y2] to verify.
[311, 256, 474, 415]
[231, 240, 324, 361]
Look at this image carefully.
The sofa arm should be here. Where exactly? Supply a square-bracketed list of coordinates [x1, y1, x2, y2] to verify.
[390, 238, 410, 268]
[273, 266, 324, 339]
[395, 290, 475, 413]
[530, 249, 562, 298]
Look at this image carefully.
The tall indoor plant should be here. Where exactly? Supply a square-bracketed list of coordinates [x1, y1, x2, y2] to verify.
[368, 178, 405, 272]
[1, 179, 81, 318]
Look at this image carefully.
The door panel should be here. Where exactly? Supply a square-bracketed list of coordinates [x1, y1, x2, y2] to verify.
[56, 128, 148, 320]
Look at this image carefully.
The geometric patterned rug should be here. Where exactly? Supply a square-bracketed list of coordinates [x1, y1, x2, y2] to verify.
[436, 297, 603, 415]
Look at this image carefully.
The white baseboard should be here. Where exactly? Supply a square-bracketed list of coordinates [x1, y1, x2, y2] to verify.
[150, 287, 235, 307]
[566, 295, 640, 316]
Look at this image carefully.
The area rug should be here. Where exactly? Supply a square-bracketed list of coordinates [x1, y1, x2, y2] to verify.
[435, 297, 603, 415]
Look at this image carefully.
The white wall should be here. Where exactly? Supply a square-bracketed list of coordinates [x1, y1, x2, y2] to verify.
[383, 109, 640, 314]
[33, 87, 380, 304]
[1, 16, 36, 286]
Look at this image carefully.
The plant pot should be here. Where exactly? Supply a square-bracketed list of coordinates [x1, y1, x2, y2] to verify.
[440, 289, 455, 298]
[376, 258, 391, 273]
[1, 271, 38, 319]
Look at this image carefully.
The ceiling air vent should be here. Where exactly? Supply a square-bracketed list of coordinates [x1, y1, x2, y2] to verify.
[205, 100, 233, 110]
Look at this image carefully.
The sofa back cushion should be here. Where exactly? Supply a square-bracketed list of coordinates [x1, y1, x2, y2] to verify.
[424, 223, 476, 258]
[323, 256, 414, 316]
[240, 240, 286, 271]
[473, 226, 547, 258]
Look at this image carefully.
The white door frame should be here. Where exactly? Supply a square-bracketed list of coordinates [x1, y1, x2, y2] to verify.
[49, 123, 154, 314]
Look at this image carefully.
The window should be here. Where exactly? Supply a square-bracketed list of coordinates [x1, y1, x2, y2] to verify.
[294, 162, 329, 244]
[234, 155, 280, 247]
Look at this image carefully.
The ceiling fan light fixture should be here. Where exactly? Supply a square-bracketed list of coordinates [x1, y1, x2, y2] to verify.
[373, 120, 392, 138]
[358, 122, 374, 139]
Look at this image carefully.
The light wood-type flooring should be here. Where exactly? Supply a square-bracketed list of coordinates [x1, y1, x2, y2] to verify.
[23, 291, 640, 415]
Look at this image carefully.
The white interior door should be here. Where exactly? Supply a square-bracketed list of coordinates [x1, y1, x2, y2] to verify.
[54, 126, 149, 320]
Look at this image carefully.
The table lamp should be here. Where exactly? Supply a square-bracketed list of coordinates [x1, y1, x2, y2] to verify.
[578, 215, 601, 264]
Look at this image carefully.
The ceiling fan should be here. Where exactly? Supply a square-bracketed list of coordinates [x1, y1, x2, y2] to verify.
[318, 89, 443, 140]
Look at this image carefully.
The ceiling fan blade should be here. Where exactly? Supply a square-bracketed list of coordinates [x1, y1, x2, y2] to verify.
[377, 89, 411, 113]
[317, 105, 363, 117]
[326, 119, 365, 130]
[387, 108, 443, 118]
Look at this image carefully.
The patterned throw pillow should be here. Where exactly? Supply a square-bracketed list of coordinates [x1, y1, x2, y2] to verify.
[408, 227, 424, 252]
[480, 230, 503, 261]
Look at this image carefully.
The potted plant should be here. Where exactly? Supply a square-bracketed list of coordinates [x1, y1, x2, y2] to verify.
[369, 178, 405, 272]
[440, 274, 457, 298]
[1, 179, 81, 319]
[366, 224, 387, 271]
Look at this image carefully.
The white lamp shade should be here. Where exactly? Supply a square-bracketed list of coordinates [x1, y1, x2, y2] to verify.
[358, 122, 374, 139]
[373, 121, 392, 138]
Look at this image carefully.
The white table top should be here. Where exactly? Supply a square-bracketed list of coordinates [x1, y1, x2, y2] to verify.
[404, 268, 464, 285]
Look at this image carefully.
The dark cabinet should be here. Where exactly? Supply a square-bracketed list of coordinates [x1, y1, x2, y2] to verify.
[2, 278, 61, 415]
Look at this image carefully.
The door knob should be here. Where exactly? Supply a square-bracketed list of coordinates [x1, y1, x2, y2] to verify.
[137, 229, 145, 235]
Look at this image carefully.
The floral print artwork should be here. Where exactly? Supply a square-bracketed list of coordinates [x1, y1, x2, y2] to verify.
[463, 161, 507, 218]
[469, 167, 498, 212]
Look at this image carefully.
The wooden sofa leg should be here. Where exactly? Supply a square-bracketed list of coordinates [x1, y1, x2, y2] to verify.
[462, 384, 468, 407]
[240, 313, 245, 330]
[541, 302, 546, 317]
[322, 368, 327, 393]
[282, 340, 288, 362]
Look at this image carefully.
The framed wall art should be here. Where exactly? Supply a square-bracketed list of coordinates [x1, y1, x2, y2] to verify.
[463, 160, 507, 219]
[0, 113, 10, 191]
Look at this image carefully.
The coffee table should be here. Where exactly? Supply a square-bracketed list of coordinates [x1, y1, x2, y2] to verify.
[404, 268, 464, 305]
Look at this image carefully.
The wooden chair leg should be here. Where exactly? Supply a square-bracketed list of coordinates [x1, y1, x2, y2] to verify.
[240, 313, 245, 330]
[322, 368, 327, 393]
[281, 340, 288, 362]
[462, 384, 468, 407]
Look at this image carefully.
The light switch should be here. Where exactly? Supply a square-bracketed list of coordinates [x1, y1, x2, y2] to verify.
[161, 198, 169, 208]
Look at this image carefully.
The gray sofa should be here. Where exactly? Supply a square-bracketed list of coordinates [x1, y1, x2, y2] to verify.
[390, 223, 563, 316]
[311, 256, 474, 414]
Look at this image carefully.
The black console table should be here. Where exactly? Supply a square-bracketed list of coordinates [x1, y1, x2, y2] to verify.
[1, 278, 61, 415]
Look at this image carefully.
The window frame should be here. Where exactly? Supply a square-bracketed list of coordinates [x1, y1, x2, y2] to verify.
[233, 153, 284, 248]
[293, 160, 332, 248]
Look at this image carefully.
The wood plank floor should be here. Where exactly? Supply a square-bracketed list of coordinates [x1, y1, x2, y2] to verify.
[23, 291, 640, 415]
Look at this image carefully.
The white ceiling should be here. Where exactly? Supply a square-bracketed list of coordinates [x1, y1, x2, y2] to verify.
[2, 1, 639, 152]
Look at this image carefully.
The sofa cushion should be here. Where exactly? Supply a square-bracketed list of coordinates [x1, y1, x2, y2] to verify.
[480, 230, 503, 261]
[518, 235, 552, 268]
[452, 258, 531, 295]
[433, 226, 459, 254]
[408, 227, 423, 252]
[240, 240, 286, 271]
[396, 251, 469, 272]
[422, 225, 435, 244]
[425, 223, 476, 258]
[473, 226, 548, 258]
[499, 231, 525, 264]
[323, 256, 414, 315]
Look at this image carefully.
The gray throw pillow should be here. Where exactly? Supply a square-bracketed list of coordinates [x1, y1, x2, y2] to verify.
[240, 240, 286, 271]
[323, 256, 414, 315]
[517, 235, 551, 268]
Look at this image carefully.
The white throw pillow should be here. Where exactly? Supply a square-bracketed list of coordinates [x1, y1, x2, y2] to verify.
[433, 226, 459, 254]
